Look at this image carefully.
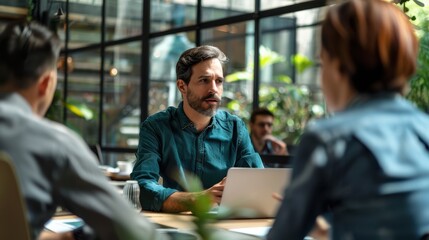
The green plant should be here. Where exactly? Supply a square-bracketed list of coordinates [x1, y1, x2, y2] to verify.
[45, 90, 94, 123]
[174, 172, 217, 240]
[396, 0, 429, 112]
[224, 46, 325, 144]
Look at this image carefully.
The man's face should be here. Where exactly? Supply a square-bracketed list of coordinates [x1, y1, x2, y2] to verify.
[250, 115, 274, 140]
[182, 58, 224, 117]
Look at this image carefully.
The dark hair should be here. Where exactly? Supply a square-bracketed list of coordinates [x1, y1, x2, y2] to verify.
[176, 45, 228, 84]
[250, 108, 274, 123]
[0, 21, 61, 89]
[322, 0, 418, 94]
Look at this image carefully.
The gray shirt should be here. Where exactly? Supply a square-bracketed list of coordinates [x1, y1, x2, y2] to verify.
[0, 93, 167, 240]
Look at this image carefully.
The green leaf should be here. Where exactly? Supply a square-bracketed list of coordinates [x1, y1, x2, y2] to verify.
[276, 75, 292, 83]
[259, 45, 285, 68]
[291, 54, 314, 74]
[225, 71, 253, 82]
[65, 102, 94, 120]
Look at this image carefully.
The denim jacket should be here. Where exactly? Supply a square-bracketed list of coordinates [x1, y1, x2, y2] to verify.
[268, 93, 429, 240]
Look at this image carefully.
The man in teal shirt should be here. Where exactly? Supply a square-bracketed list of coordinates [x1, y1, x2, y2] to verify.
[131, 45, 263, 212]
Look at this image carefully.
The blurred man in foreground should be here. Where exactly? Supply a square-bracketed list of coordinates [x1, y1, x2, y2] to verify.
[0, 21, 167, 240]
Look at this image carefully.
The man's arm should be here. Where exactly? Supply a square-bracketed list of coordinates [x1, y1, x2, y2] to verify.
[264, 135, 288, 155]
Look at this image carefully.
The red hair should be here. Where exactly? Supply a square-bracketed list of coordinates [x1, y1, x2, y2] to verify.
[322, 0, 418, 93]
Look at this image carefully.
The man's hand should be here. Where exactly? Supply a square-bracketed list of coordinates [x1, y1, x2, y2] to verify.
[162, 177, 227, 213]
[203, 177, 226, 204]
[264, 135, 288, 155]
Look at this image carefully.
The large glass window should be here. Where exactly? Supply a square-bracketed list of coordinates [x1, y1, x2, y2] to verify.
[106, 0, 143, 41]
[103, 42, 141, 148]
[151, 0, 197, 32]
[0, 0, 329, 163]
[66, 49, 101, 145]
[202, 21, 255, 120]
[68, 1, 102, 47]
[201, 0, 254, 22]
[149, 32, 196, 115]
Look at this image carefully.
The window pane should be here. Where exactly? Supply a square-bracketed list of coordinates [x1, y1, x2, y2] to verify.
[151, 0, 196, 33]
[202, 21, 254, 120]
[258, 8, 327, 145]
[103, 42, 141, 148]
[66, 50, 101, 145]
[149, 32, 196, 115]
[104, 152, 136, 168]
[106, 0, 143, 41]
[202, 0, 254, 22]
[261, 0, 314, 11]
[68, 2, 102, 47]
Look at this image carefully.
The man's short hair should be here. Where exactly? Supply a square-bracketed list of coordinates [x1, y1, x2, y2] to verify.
[250, 108, 274, 123]
[176, 45, 228, 84]
[0, 21, 61, 89]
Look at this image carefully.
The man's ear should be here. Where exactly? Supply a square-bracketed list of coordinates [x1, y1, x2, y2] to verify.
[177, 79, 187, 95]
[37, 71, 53, 97]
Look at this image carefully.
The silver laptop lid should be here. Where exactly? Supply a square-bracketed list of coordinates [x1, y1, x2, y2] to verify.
[218, 167, 292, 218]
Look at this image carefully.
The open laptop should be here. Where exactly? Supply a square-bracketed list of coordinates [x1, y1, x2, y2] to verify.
[214, 167, 292, 219]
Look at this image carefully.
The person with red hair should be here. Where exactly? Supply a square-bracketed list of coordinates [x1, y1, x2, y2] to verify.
[267, 0, 429, 239]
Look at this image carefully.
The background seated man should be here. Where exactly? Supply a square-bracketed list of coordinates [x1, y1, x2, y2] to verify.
[0, 21, 166, 240]
[131, 45, 264, 213]
[249, 108, 288, 155]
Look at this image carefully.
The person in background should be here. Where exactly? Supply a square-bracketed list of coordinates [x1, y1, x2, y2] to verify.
[131, 45, 264, 213]
[0, 21, 167, 240]
[267, 0, 429, 239]
[249, 108, 287, 155]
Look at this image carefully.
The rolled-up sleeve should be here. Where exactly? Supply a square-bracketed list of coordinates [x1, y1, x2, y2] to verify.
[131, 121, 177, 211]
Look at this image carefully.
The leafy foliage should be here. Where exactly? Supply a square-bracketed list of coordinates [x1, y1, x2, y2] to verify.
[225, 46, 324, 144]
[394, 0, 429, 112]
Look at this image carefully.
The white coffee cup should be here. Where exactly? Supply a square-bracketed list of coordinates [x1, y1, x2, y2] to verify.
[117, 161, 132, 174]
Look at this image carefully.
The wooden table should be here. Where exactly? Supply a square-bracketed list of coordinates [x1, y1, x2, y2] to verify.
[142, 211, 272, 239]
[43, 212, 268, 240]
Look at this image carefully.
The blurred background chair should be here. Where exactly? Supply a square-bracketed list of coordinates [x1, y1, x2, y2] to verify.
[89, 144, 104, 165]
[0, 151, 31, 240]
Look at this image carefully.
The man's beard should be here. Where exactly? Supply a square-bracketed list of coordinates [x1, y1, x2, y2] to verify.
[187, 90, 221, 117]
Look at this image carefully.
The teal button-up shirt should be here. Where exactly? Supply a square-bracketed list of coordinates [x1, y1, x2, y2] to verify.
[131, 102, 264, 211]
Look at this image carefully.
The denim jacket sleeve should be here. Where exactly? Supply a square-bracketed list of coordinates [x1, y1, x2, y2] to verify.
[267, 132, 332, 240]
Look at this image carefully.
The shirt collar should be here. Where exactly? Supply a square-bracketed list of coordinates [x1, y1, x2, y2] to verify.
[177, 101, 217, 131]
[0, 93, 33, 114]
